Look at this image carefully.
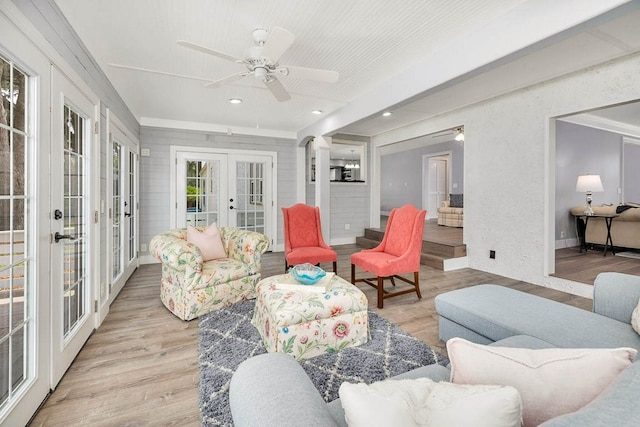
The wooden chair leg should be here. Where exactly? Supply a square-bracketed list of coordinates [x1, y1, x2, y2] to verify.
[351, 263, 356, 284]
[414, 271, 422, 299]
[284, 261, 289, 273]
[377, 276, 384, 309]
[332, 261, 337, 273]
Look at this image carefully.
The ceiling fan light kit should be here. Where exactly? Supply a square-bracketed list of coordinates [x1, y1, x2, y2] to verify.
[172, 27, 339, 102]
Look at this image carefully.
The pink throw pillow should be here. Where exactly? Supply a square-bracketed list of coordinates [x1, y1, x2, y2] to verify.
[186, 223, 226, 261]
[447, 337, 636, 427]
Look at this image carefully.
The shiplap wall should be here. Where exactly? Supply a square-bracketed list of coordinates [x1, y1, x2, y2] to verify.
[13, 0, 141, 302]
[139, 127, 298, 254]
[304, 138, 371, 244]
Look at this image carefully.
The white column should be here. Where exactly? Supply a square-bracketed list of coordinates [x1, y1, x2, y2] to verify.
[314, 136, 331, 243]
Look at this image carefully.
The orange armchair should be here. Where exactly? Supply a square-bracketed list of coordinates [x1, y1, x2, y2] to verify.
[351, 204, 426, 308]
[282, 204, 337, 273]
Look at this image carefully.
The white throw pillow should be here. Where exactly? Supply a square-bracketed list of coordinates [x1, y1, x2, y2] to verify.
[631, 298, 640, 335]
[186, 223, 226, 261]
[338, 377, 522, 427]
[447, 337, 637, 427]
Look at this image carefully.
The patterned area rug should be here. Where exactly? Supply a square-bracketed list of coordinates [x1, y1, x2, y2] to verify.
[198, 300, 448, 426]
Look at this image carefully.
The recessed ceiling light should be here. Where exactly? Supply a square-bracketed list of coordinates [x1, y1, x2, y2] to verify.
[229, 98, 243, 104]
[382, 111, 392, 117]
[312, 110, 323, 115]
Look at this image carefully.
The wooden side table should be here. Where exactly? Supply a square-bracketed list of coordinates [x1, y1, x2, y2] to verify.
[573, 213, 619, 256]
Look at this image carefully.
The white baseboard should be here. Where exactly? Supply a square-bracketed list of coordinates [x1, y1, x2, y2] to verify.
[140, 254, 159, 265]
[555, 238, 579, 249]
[330, 237, 357, 246]
[443, 256, 468, 271]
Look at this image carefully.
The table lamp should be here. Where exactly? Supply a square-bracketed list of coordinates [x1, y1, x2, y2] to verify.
[576, 174, 603, 215]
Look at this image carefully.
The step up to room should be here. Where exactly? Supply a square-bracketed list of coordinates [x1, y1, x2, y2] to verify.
[356, 228, 467, 271]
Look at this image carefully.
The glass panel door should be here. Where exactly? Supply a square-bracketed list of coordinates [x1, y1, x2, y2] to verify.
[112, 142, 122, 280]
[177, 153, 228, 228]
[106, 115, 138, 308]
[50, 68, 95, 388]
[175, 150, 274, 243]
[127, 151, 136, 262]
[0, 54, 30, 414]
[230, 159, 266, 234]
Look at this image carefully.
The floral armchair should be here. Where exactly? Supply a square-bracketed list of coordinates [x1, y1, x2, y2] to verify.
[150, 227, 270, 320]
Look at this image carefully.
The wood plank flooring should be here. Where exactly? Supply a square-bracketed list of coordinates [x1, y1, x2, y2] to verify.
[30, 245, 595, 426]
[554, 246, 640, 284]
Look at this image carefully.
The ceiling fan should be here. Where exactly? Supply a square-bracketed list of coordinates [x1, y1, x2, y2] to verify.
[110, 27, 339, 102]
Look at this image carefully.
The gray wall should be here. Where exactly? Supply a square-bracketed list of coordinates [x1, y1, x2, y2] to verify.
[141, 128, 369, 249]
[380, 139, 464, 213]
[555, 121, 622, 241]
[139, 127, 298, 252]
[14, 0, 141, 299]
[624, 141, 640, 203]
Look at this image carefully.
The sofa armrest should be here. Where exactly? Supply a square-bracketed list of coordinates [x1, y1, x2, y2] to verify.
[440, 200, 451, 208]
[593, 272, 640, 323]
[149, 229, 203, 273]
[221, 227, 270, 273]
[230, 353, 339, 427]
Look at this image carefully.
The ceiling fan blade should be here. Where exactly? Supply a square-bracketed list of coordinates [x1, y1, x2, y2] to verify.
[261, 27, 295, 62]
[177, 40, 244, 63]
[204, 71, 249, 88]
[276, 65, 339, 83]
[263, 77, 291, 102]
[108, 63, 213, 82]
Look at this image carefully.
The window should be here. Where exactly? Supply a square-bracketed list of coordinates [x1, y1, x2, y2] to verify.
[309, 139, 366, 183]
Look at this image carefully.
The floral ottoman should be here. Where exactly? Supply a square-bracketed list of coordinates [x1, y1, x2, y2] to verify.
[251, 273, 369, 360]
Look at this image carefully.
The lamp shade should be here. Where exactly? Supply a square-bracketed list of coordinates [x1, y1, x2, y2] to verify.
[576, 175, 604, 193]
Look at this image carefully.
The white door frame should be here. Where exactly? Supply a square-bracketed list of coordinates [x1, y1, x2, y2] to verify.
[422, 151, 452, 219]
[0, 35, 50, 425]
[170, 146, 278, 246]
[49, 65, 99, 388]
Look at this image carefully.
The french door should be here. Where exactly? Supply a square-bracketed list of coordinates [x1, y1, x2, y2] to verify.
[0, 51, 49, 426]
[424, 155, 449, 219]
[50, 68, 97, 387]
[107, 112, 138, 312]
[174, 150, 275, 242]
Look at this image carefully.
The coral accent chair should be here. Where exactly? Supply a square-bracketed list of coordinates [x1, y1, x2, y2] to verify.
[282, 204, 337, 273]
[351, 204, 426, 308]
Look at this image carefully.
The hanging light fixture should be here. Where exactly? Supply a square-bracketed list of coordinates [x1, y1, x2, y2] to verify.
[345, 149, 359, 169]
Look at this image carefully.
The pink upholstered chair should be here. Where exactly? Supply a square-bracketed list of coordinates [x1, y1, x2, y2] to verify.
[282, 204, 337, 273]
[351, 204, 426, 308]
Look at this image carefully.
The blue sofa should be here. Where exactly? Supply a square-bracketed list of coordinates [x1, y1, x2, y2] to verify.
[229, 272, 640, 426]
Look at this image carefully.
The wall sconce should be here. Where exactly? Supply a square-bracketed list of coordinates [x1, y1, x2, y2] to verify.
[576, 174, 603, 215]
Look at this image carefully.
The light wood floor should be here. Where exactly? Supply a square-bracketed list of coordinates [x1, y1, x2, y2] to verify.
[30, 245, 594, 426]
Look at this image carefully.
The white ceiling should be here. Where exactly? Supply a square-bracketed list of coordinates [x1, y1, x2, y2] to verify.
[54, 0, 640, 139]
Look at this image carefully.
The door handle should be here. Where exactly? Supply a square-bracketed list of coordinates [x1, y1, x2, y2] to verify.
[54, 232, 76, 243]
[124, 212, 131, 217]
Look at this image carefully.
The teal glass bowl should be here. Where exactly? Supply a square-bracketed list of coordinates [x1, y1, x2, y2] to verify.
[290, 263, 326, 285]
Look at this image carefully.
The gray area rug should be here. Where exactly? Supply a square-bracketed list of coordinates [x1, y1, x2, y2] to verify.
[198, 300, 448, 426]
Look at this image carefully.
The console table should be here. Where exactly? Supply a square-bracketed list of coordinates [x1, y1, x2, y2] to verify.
[573, 213, 619, 256]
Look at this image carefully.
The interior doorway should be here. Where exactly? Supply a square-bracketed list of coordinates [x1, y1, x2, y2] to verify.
[423, 153, 451, 220]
